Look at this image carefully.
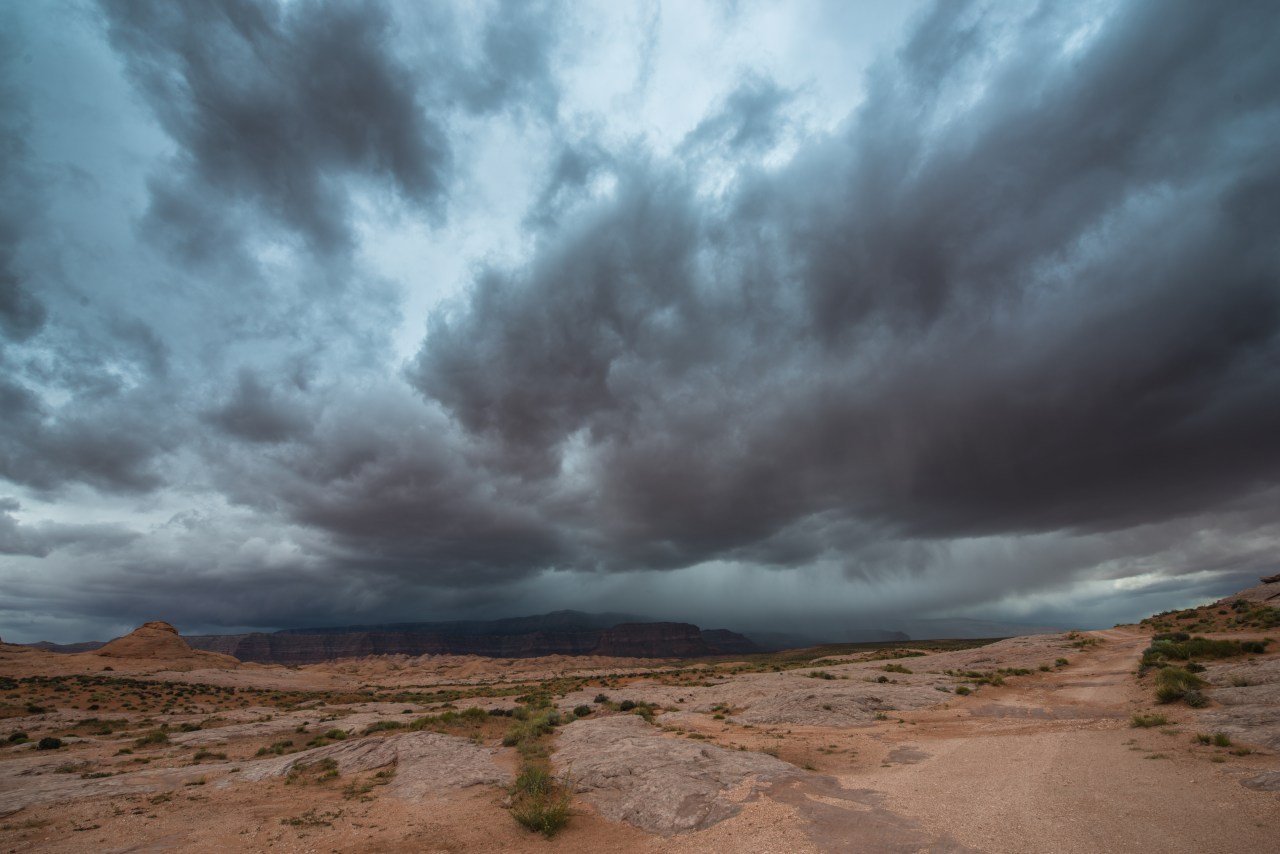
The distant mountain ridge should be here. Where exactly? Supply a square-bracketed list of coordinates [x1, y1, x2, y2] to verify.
[182, 610, 757, 663]
[30, 611, 759, 662]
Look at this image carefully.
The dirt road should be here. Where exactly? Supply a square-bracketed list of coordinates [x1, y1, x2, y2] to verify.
[851, 629, 1279, 853]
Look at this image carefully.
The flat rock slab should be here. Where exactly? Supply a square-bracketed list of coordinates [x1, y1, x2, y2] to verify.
[0, 731, 504, 816]
[0, 763, 211, 817]
[553, 714, 801, 835]
[1242, 770, 1280, 792]
[237, 730, 506, 798]
[171, 711, 396, 747]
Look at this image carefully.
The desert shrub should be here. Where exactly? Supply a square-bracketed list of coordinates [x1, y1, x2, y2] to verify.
[286, 757, 339, 785]
[572, 705, 591, 718]
[593, 693, 609, 704]
[1193, 733, 1212, 745]
[1055, 658, 1069, 667]
[1154, 667, 1207, 704]
[510, 770, 571, 837]
[954, 686, 971, 696]
[1131, 714, 1168, 728]
[882, 663, 912, 674]
[617, 700, 636, 711]
[7, 731, 28, 743]
[362, 720, 404, 735]
[37, 736, 62, 750]
[255, 740, 294, 757]
[488, 707, 512, 717]
[1184, 662, 1206, 673]
[502, 711, 559, 747]
[192, 750, 226, 762]
[134, 730, 169, 748]
[1142, 636, 1270, 668]
[1229, 674, 1253, 687]
[1183, 690, 1208, 708]
[1039, 664, 1052, 672]
[1212, 732, 1232, 747]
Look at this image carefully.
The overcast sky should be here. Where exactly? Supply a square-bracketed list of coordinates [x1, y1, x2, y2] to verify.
[2, 0, 1278, 644]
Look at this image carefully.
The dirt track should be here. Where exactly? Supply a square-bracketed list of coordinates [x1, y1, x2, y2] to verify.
[842, 629, 1279, 853]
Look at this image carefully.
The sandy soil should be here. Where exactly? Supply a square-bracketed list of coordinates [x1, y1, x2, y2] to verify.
[1, 620, 1276, 852]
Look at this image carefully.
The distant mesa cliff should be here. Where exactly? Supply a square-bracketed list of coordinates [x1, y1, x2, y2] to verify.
[172, 611, 759, 664]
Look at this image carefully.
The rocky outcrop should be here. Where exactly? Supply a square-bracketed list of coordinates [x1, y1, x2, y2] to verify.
[185, 614, 759, 663]
[700, 628, 763, 655]
[238, 730, 506, 797]
[1221, 576, 1280, 604]
[553, 714, 800, 834]
[94, 621, 238, 666]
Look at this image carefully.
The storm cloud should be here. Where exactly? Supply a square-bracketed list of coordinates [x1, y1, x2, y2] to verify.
[2, 0, 1278, 642]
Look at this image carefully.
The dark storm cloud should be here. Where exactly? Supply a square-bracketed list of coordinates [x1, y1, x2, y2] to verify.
[0, 372, 172, 494]
[205, 369, 310, 444]
[525, 139, 612, 230]
[0, 31, 47, 343]
[681, 73, 793, 155]
[454, 0, 562, 117]
[0, 498, 138, 557]
[414, 0, 1280, 574]
[99, 0, 453, 256]
[206, 387, 573, 586]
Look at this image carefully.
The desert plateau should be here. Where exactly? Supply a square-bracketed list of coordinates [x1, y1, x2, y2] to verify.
[1, 578, 1277, 852]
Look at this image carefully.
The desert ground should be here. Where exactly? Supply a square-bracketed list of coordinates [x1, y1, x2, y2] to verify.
[1, 582, 1277, 853]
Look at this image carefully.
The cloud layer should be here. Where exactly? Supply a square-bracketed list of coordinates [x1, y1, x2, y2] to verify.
[2, 0, 1278, 642]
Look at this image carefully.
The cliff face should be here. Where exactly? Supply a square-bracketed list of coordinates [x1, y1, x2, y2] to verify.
[185, 619, 759, 664]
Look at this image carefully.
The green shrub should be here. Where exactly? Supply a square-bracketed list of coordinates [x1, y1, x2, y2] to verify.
[954, 686, 971, 696]
[511, 777, 571, 837]
[134, 730, 169, 748]
[362, 720, 404, 735]
[1141, 636, 1270, 668]
[1212, 732, 1231, 747]
[1055, 658, 1069, 667]
[593, 693, 609, 704]
[37, 736, 62, 750]
[572, 705, 591, 718]
[882, 663, 912, 674]
[1130, 713, 1168, 728]
[286, 757, 339, 785]
[1154, 667, 1207, 704]
[255, 740, 294, 756]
